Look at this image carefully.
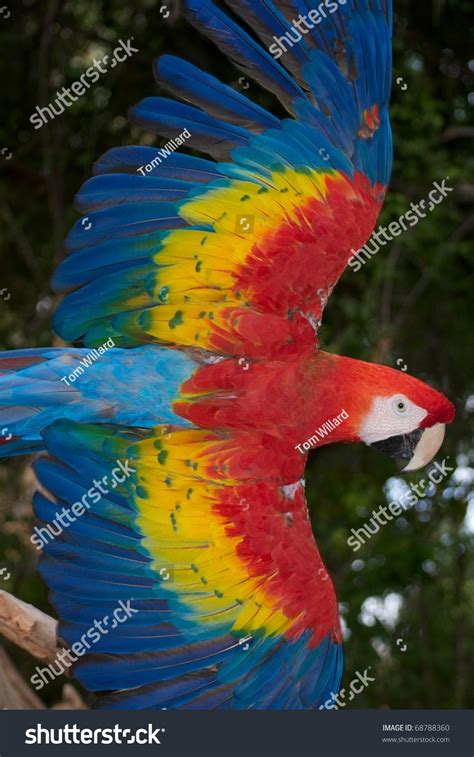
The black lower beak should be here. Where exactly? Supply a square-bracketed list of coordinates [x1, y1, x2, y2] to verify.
[369, 428, 423, 461]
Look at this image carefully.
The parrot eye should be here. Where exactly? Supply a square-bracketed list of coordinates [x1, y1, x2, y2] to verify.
[392, 397, 408, 414]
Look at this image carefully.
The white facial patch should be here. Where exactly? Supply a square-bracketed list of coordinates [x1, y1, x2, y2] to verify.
[359, 395, 428, 445]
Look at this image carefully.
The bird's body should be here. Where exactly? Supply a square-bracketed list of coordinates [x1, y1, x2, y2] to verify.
[0, 0, 455, 709]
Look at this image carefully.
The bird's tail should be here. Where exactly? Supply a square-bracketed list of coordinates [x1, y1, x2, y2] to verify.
[0, 345, 195, 458]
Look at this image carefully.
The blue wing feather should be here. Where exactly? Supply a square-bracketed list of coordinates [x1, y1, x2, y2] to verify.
[155, 55, 281, 131]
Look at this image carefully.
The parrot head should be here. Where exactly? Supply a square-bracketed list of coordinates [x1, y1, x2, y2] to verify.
[307, 352, 456, 472]
[357, 379, 455, 472]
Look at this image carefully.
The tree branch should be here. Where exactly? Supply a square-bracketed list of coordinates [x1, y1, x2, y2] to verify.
[392, 215, 474, 331]
[0, 590, 59, 663]
[0, 647, 46, 710]
[443, 126, 474, 141]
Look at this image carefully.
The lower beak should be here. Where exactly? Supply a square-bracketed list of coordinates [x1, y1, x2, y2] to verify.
[369, 423, 446, 472]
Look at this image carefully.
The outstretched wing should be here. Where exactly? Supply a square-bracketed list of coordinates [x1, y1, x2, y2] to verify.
[32, 0, 393, 709]
[35, 420, 342, 709]
[52, 0, 392, 360]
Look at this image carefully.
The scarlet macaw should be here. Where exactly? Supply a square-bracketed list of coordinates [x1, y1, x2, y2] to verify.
[0, 0, 455, 709]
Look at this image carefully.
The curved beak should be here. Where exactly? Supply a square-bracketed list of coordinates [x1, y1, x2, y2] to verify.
[369, 423, 446, 472]
[402, 424, 446, 472]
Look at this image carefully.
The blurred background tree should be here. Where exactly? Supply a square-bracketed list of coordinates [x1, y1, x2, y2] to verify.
[0, 0, 472, 708]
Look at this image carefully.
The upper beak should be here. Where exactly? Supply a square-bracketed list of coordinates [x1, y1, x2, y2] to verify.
[369, 423, 446, 472]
